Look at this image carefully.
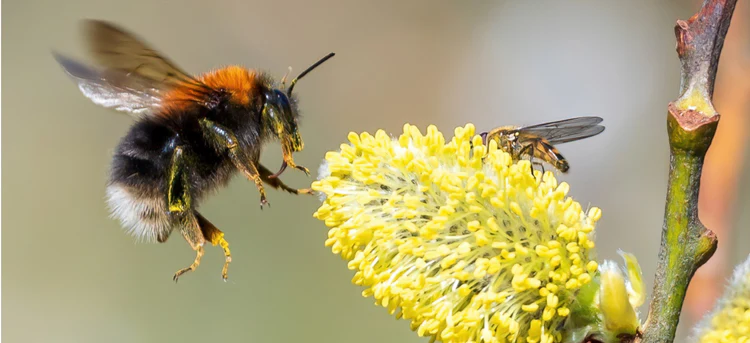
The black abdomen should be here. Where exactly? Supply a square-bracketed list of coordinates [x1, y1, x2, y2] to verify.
[106, 117, 235, 242]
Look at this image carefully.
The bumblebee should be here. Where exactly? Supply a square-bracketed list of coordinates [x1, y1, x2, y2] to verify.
[480, 116, 605, 173]
[54, 20, 334, 281]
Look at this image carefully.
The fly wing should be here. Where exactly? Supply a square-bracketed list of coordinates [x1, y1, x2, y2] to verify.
[519, 116, 605, 144]
[54, 52, 165, 116]
[83, 20, 207, 91]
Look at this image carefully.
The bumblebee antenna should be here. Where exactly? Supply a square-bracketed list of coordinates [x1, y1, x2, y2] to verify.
[280, 66, 293, 87]
[287, 52, 335, 96]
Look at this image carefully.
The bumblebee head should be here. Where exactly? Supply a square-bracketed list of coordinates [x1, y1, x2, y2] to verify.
[262, 88, 303, 152]
[263, 52, 335, 179]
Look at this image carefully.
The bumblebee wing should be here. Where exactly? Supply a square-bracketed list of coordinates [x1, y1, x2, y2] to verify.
[54, 52, 165, 116]
[83, 20, 211, 94]
[520, 116, 605, 144]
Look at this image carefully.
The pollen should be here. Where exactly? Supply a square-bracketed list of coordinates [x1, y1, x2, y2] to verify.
[312, 124, 603, 343]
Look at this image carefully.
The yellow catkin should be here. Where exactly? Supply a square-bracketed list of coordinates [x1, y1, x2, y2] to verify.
[693, 254, 750, 343]
[313, 124, 602, 343]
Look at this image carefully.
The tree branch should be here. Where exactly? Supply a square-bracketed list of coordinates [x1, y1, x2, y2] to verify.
[640, 1, 737, 343]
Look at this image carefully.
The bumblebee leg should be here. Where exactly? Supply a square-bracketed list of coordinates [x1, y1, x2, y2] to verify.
[167, 146, 191, 214]
[199, 119, 268, 208]
[166, 146, 206, 282]
[172, 215, 206, 282]
[259, 164, 313, 195]
[195, 211, 232, 281]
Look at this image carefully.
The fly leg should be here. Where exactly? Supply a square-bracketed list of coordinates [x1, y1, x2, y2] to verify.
[259, 164, 313, 195]
[195, 211, 232, 281]
[200, 119, 268, 209]
[517, 143, 538, 177]
[531, 161, 546, 179]
[166, 146, 206, 282]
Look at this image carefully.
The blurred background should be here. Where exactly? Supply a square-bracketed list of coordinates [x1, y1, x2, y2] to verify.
[3, 0, 749, 342]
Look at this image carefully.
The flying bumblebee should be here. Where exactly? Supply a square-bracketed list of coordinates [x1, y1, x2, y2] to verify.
[54, 20, 334, 281]
[479, 116, 605, 173]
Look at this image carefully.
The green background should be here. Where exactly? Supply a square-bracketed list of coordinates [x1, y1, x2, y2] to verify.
[3, 1, 749, 342]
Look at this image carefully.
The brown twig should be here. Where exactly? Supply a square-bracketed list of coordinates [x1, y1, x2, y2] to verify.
[687, 0, 750, 320]
[639, 1, 737, 343]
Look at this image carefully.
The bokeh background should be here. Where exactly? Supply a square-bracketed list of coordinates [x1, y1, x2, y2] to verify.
[3, 1, 749, 342]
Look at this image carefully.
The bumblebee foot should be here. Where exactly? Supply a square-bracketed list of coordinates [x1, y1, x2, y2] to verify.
[297, 188, 314, 195]
[221, 256, 232, 281]
[259, 164, 312, 195]
[195, 212, 232, 281]
[173, 245, 205, 282]
[173, 267, 192, 282]
[295, 165, 310, 176]
[260, 195, 269, 209]
[279, 186, 313, 195]
[277, 184, 312, 195]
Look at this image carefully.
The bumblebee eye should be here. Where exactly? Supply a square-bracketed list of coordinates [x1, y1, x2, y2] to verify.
[272, 89, 292, 113]
[263, 90, 281, 118]
[264, 89, 276, 103]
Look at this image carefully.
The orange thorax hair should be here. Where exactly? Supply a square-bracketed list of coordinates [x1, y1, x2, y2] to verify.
[162, 66, 261, 112]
